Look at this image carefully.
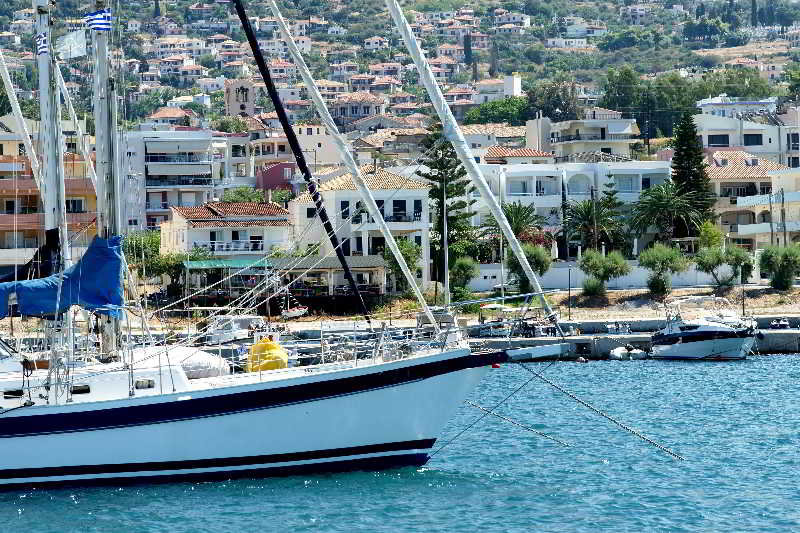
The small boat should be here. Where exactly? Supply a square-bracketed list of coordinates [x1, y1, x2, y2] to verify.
[281, 306, 308, 319]
[204, 315, 272, 344]
[650, 297, 757, 361]
[609, 345, 647, 360]
[769, 317, 791, 329]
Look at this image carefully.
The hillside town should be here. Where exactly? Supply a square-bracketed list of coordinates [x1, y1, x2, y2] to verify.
[0, 0, 800, 307]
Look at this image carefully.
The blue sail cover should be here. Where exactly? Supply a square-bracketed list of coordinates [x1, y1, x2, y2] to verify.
[0, 235, 123, 319]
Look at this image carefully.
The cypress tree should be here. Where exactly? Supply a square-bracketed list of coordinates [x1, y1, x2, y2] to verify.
[671, 112, 715, 229]
[488, 43, 498, 78]
[751, 0, 757, 26]
[463, 33, 473, 66]
[154, 0, 161, 17]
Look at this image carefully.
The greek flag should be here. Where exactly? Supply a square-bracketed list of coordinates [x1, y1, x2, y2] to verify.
[35, 32, 48, 55]
[84, 9, 112, 31]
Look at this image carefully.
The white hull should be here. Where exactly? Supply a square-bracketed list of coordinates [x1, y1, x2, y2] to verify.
[0, 347, 497, 487]
[651, 336, 754, 361]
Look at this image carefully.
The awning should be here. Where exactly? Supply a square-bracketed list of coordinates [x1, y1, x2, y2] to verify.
[184, 258, 269, 270]
[607, 122, 637, 135]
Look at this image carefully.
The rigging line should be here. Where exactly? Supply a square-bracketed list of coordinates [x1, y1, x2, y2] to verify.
[463, 399, 570, 447]
[230, 0, 371, 326]
[516, 361, 685, 461]
[429, 372, 538, 459]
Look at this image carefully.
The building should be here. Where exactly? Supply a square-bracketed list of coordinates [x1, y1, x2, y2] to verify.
[620, 4, 654, 25]
[330, 92, 387, 130]
[735, 168, 800, 248]
[364, 36, 389, 51]
[123, 128, 219, 232]
[545, 37, 589, 49]
[526, 107, 640, 161]
[566, 20, 608, 38]
[696, 94, 778, 118]
[691, 114, 789, 166]
[494, 12, 530, 27]
[160, 201, 292, 256]
[288, 165, 432, 289]
[471, 75, 523, 105]
[462, 123, 527, 162]
[706, 150, 787, 250]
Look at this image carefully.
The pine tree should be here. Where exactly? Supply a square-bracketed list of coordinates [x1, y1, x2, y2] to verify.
[417, 123, 476, 283]
[154, 0, 161, 17]
[671, 112, 715, 232]
[751, 0, 758, 26]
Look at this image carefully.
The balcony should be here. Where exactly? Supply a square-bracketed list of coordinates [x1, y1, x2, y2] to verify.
[0, 211, 94, 229]
[146, 176, 214, 187]
[552, 133, 636, 143]
[192, 240, 267, 253]
[145, 154, 211, 163]
[146, 201, 169, 210]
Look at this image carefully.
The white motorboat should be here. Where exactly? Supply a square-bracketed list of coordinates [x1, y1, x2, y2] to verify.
[650, 297, 758, 361]
[609, 345, 647, 360]
[204, 315, 272, 344]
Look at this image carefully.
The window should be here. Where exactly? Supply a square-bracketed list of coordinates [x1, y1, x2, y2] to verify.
[790, 157, 800, 168]
[340, 200, 349, 219]
[317, 142, 322, 148]
[642, 177, 651, 190]
[414, 235, 422, 247]
[3, 389, 22, 399]
[306, 127, 313, 135]
[341, 238, 350, 256]
[743, 134, 763, 146]
[306, 207, 316, 218]
[600, 148, 612, 154]
[708, 134, 730, 147]
[128, 219, 138, 226]
[787, 133, 799, 150]
[66, 198, 85, 213]
[393, 199, 406, 218]
[413, 199, 422, 219]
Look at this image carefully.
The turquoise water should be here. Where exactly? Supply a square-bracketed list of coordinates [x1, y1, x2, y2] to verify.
[3, 356, 800, 532]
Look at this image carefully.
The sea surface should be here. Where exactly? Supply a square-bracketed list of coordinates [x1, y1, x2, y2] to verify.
[3, 356, 800, 532]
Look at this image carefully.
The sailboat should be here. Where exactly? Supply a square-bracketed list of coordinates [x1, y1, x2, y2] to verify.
[0, 0, 513, 488]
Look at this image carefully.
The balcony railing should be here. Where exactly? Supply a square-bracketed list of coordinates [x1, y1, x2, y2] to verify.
[553, 133, 636, 143]
[146, 177, 214, 187]
[146, 201, 169, 210]
[145, 154, 212, 163]
[193, 240, 266, 252]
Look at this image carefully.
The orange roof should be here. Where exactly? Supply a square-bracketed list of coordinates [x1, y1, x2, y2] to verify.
[294, 166, 428, 203]
[173, 202, 290, 227]
[485, 145, 552, 159]
[706, 151, 786, 180]
[148, 106, 192, 119]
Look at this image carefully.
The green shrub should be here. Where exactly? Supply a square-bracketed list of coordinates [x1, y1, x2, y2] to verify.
[638, 243, 688, 298]
[450, 257, 479, 288]
[451, 286, 480, 313]
[506, 243, 552, 293]
[582, 277, 605, 297]
[759, 245, 800, 290]
[696, 245, 754, 288]
[698, 220, 724, 249]
[579, 250, 631, 293]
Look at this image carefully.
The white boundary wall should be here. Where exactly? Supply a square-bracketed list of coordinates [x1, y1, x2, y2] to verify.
[470, 261, 750, 292]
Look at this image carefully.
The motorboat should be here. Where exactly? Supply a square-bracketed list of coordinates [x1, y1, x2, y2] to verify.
[204, 315, 273, 344]
[609, 345, 647, 360]
[650, 297, 758, 361]
[769, 317, 791, 329]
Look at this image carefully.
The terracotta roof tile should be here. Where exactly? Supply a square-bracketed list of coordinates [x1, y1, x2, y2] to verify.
[485, 145, 552, 159]
[293, 166, 429, 203]
[706, 150, 787, 180]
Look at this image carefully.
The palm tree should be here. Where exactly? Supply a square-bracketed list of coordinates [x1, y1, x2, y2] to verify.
[630, 181, 703, 242]
[564, 199, 623, 251]
[481, 201, 549, 242]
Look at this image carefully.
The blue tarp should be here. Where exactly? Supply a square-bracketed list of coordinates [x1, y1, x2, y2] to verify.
[0, 235, 123, 319]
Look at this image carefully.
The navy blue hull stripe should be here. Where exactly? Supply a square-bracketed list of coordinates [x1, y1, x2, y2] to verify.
[0, 438, 436, 481]
[652, 329, 753, 346]
[0, 351, 506, 438]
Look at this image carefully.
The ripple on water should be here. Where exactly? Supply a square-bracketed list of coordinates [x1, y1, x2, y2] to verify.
[2, 357, 800, 532]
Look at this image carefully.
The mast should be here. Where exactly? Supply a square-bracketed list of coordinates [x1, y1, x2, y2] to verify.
[385, 0, 562, 333]
[93, 0, 121, 355]
[231, 0, 372, 325]
[265, 0, 440, 331]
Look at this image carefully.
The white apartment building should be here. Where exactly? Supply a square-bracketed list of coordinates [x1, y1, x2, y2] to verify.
[494, 12, 531, 27]
[545, 38, 589, 49]
[735, 168, 800, 248]
[123, 127, 220, 232]
[471, 75, 523, 105]
[527, 107, 640, 160]
[696, 94, 778, 118]
[462, 123, 527, 163]
[566, 20, 608, 38]
[160, 201, 292, 257]
[692, 114, 799, 166]
[620, 4, 653, 25]
[364, 36, 389, 50]
[288, 166, 432, 288]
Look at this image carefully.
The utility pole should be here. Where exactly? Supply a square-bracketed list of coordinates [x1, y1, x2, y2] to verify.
[781, 188, 788, 248]
[94, 0, 121, 357]
[590, 185, 598, 251]
[768, 190, 775, 246]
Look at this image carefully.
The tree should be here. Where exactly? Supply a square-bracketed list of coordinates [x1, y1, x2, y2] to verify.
[565, 199, 623, 251]
[482, 201, 548, 242]
[630, 181, 703, 242]
[506, 243, 551, 294]
[222, 187, 265, 203]
[463, 33, 473, 66]
[270, 189, 295, 204]
[638, 243, 689, 298]
[123, 230, 160, 271]
[450, 256, 478, 288]
[759, 245, 800, 290]
[599, 65, 641, 117]
[488, 42, 499, 77]
[526, 79, 581, 122]
[418, 124, 476, 283]
[382, 238, 421, 292]
[464, 96, 527, 125]
[212, 116, 248, 133]
[698, 220, 724, 249]
[153, 0, 161, 18]
[579, 250, 631, 296]
[671, 112, 715, 224]
[695, 245, 754, 289]
[751, 0, 758, 26]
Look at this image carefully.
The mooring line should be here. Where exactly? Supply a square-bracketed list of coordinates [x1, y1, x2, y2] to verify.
[463, 399, 570, 447]
[517, 362, 686, 461]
